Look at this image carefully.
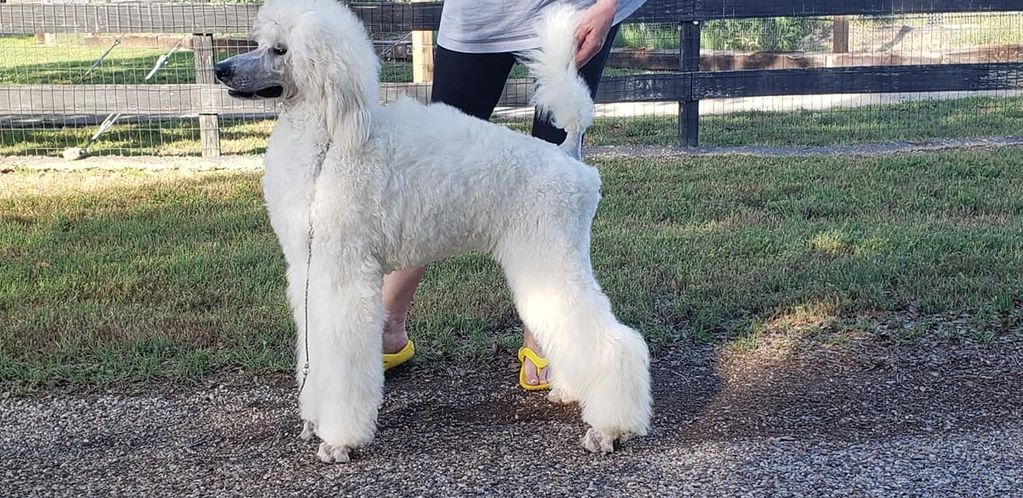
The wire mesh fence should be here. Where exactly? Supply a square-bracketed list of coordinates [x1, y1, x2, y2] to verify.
[0, 1, 1020, 157]
[694, 12, 1023, 147]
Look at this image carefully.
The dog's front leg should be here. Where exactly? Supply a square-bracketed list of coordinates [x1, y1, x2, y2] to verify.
[276, 225, 323, 439]
[299, 256, 385, 463]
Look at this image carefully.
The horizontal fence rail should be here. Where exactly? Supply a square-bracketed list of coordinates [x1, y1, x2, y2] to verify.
[2, 1, 1022, 152]
[6, 62, 1013, 115]
[0, 84, 278, 115]
[691, 63, 1023, 98]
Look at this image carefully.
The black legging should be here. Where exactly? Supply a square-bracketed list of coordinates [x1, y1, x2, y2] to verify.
[431, 24, 620, 146]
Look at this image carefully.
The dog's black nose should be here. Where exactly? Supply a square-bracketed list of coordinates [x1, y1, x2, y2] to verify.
[214, 62, 232, 82]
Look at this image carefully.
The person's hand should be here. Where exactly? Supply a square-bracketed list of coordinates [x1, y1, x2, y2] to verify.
[575, 0, 618, 68]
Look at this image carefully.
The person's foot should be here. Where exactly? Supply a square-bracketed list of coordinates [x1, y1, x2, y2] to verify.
[521, 329, 550, 388]
[383, 317, 410, 355]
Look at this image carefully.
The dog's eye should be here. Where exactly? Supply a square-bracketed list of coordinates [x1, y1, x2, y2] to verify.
[272, 44, 287, 56]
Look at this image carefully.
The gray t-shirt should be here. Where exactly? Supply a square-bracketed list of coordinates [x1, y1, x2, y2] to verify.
[438, 0, 647, 53]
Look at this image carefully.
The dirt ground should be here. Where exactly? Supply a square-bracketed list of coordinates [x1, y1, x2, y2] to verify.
[3, 333, 1022, 497]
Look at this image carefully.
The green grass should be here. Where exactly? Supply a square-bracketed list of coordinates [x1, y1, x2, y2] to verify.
[0, 35, 196, 85]
[2, 149, 1021, 388]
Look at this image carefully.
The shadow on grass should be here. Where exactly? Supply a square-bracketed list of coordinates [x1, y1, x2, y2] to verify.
[644, 322, 1023, 449]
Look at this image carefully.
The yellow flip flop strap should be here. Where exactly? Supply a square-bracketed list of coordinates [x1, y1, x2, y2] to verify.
[517, 346, 549, 370]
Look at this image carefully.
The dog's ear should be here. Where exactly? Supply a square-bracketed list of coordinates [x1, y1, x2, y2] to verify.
[289, 5, 380, 151]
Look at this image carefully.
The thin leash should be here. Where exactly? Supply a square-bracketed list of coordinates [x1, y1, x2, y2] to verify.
[297, 144, 330, 397]
[297, 219, 313, 396]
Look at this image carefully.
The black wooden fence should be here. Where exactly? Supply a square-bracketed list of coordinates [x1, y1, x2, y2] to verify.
[1, 0, 1021, 154]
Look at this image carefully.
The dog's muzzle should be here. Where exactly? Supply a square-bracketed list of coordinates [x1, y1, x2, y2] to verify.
[214, 60, 284, 99]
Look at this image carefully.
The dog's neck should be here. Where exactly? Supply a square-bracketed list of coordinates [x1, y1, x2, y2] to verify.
[279, 92, 374, 154]
[280, 100, 327, 134]
[266, 103, 330, 169]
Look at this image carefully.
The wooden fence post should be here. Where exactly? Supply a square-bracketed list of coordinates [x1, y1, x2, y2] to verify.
[193, 33, 221, 158]
[833, 16, 850, 53]
[678, 20, 700, 147]
[411, 0, 434, 83]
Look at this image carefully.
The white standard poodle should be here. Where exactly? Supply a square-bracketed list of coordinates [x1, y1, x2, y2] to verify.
[216, 0, 651, 463]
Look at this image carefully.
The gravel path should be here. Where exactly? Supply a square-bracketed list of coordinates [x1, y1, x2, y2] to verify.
[3, 336, 1022, 497]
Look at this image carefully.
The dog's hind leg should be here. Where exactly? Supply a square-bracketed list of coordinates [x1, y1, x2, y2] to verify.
[498, 240, 652, 453]
[300, 255, 385, 463]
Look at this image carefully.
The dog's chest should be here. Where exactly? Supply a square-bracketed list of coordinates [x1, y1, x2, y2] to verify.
[263, 114, 327, 198]
[262, 119, 327, 251]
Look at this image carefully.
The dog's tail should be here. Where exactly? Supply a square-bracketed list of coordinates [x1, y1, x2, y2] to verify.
[521, 5, 593, 160]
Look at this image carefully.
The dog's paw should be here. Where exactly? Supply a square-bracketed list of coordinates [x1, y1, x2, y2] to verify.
[316, 442, 351, 463]
[580, 427, 618, 454]
[547, 385, 575, 405]
[300, 420, 316, 441]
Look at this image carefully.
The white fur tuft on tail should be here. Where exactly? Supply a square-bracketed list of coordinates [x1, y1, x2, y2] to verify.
[521, 5, 593, 159]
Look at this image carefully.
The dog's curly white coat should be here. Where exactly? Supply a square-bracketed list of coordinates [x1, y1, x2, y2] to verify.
[226, 0, 651, 462]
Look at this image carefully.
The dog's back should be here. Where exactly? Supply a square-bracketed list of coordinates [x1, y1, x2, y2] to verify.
[366, 97, 599, 268]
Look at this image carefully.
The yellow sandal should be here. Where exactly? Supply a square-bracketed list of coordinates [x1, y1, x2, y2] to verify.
[517, 346, 550, 391]
[383, 340, 415, 371]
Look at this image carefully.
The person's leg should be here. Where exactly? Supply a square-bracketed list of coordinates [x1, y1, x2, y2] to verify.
[530, 23, 621, 144]
[382, 266, 427, 354]
[517, 24, 622, 387]
[432, 46, 517, 119]
[381, 47, 515, 355]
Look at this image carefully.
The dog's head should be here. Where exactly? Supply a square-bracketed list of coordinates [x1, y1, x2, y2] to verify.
[215, 0, 380, 148]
